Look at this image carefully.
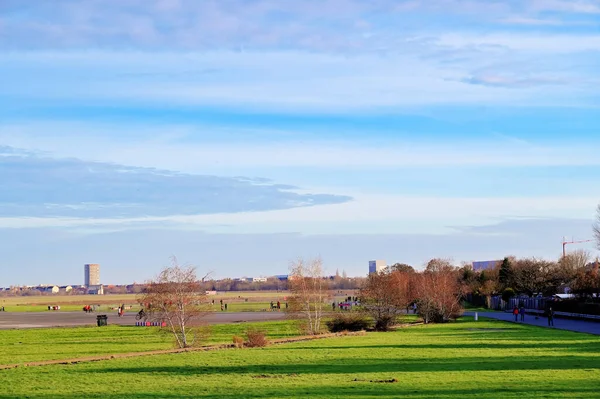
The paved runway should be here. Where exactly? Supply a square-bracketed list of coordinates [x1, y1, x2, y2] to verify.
[0, 311, 288, 329]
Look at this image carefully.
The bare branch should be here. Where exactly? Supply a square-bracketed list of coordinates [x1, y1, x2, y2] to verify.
[138, 258, 209, 348]
[287, 257, 330, 335]
[200, 270, 214, 283]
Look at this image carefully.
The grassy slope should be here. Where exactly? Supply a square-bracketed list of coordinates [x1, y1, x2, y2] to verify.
[2, 319, 600, 398]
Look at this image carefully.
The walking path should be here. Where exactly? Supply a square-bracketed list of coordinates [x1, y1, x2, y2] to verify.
[464, 311, 600, 335]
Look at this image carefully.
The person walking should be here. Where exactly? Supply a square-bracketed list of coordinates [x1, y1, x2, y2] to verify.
[513, 306, 519, 322]
[547, 307, 554, 327]
[519, 305, 525, 322]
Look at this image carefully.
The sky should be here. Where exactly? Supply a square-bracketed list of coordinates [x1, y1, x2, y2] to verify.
[1, 0, 600, 285]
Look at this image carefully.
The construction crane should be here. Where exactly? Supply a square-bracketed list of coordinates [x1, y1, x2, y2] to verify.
[562, 237, 594, 258]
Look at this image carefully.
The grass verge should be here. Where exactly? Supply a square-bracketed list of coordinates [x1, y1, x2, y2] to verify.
[1, 318, 600, 398]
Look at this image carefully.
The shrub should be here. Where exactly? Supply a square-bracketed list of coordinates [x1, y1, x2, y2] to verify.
[326, 313, 372, 333]
[374, 315, 397, 331]
[232, 335, 244, 348]
[245, 328, 269, 348]
[416, 301, 445, 324]
[502, 288, 515, 303]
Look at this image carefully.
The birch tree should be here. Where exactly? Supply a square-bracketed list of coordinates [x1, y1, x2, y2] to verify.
[288, 257, 330, 335]
[140, 259, 209, 348]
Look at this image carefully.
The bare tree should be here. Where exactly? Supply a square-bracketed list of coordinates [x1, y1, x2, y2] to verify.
[512, 257, 559, 296]
[139, 258, 209, 348]
[288, 257, 330, 335]
[478, 279, 498, 309]
[559, 249, 590, 284]
[361, 270, 412, 331]
[413, 259, 463, 323]
[571, 260, 600, 298]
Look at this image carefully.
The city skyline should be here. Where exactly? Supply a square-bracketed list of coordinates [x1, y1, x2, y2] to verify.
[1, 1, 600, 285]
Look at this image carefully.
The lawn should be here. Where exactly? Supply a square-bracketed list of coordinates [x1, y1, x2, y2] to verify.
[0, 292, 296, 312]
[0, 290, 359, 312]
[2, 302, 277, 313]
[1, 318, 600, 398]
[0, 320, 300, 365]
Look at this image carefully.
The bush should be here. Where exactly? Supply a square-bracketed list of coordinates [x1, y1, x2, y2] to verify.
[232, 335, 244, 348]
[374, 315, 397, 331]
[502, 288, 515, 303]
[326, 313, 372, 333]
[245, 328, 269, 348]
[416, 302, 445, 324]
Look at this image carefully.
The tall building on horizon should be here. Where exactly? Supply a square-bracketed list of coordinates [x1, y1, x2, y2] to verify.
[84, 264, 100, 287]
[368, 260, 387, 275]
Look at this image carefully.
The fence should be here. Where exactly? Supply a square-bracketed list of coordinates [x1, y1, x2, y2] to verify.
[490, 296, 547, 311]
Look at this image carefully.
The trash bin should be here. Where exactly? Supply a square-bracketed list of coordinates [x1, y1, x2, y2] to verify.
[96, 315, 108, 327]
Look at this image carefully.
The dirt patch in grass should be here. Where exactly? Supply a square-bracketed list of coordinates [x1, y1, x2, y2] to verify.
[0, 331, 366, 371]
[253, 374, 299, 379]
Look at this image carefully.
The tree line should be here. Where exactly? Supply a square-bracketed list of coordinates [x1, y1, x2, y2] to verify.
[360, 259, 463, 330]
[462, 251, 600, 306]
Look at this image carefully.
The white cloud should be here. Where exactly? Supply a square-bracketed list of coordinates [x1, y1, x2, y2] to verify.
[529, 0, 600, 14]
[437, 32, 600, 53]
[2, 122, 600, 172]
[499, 17, 566, 26]
[1, 45, 596, 113]
[0, 194, 597, 236]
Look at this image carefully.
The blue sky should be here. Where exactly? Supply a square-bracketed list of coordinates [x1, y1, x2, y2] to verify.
[1, 0, 599, 285]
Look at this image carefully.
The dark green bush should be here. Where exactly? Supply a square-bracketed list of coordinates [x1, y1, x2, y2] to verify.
[326, 313, 372, 332]
[374, 315, 397, 331]
[502, 288, 515, 303]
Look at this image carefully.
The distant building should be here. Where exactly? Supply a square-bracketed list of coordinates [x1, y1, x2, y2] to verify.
[87, 284, 104, 295]
[36, 285, 59, 294]
[251, 277, 267, 283]
[472, 260, 502, 271]
[84, 264, 100, 287]
[369, 260, 387, 274]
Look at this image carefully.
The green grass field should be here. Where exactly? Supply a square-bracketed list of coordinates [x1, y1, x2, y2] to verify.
[2, 318, 599, 398]
[0, 291, 301, 312]
[0, 290, 359, 312]
[0, 321, 300, 365]
[1, 302, 277, 313]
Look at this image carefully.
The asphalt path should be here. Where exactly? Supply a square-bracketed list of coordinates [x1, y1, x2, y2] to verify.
[0, 311, 288, 330]
[464, 311, 600, 335]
